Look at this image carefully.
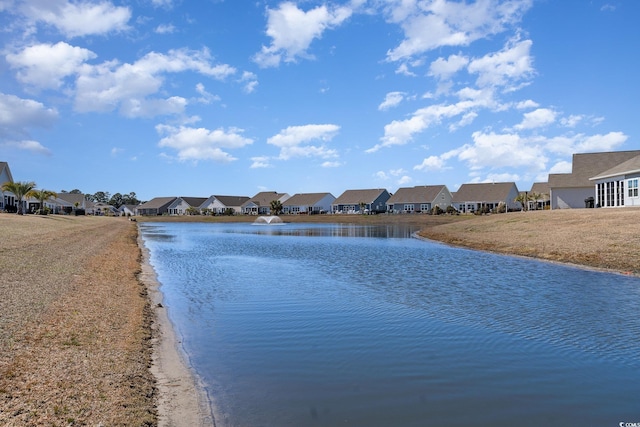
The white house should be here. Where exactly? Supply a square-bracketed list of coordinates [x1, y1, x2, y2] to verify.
[242, 192, 290, 215]
[282, 192, 335, 214]
[199, 195, 250, 215]
[0, 162, 15, 211]
[589, 154, 640, 208]
[548, 150, 640, 209]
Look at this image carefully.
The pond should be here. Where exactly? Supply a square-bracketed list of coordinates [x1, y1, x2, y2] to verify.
[140, 222, 640, 427]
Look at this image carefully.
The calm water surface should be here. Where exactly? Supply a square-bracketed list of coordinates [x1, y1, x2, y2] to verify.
[140, 222, 640, 427]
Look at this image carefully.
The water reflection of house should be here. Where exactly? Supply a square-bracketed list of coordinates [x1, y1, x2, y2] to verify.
[282, 192, 336, 214]
[332, 188, 390, 214]
[386, 185, 452, 213]
[452, 182, 521, 213]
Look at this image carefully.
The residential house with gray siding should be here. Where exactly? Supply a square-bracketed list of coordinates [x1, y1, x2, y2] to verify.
[332, 189, 390, 214]
[136, 197, 177, 215]
[386, 185, 452, 213]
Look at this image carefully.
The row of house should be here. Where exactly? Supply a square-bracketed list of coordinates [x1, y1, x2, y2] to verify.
[2, 150, 639, 216]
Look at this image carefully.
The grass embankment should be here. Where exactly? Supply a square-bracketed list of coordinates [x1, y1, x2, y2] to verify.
[417, 208, 640, 275]
[0, 215, 155, 426]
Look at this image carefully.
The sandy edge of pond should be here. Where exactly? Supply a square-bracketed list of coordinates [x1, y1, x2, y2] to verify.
[138, 232, 216, 427]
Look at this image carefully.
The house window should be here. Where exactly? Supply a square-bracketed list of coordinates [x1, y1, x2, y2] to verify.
[404, 204, 414, 212]
[629, 179, 639, 198]
[420, 203, 430, 212]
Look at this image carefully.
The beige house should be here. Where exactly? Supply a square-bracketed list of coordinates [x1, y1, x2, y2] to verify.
[282, 192, 335, 214]
[242, 192, 290, 215]
[452, 182, 521, 213]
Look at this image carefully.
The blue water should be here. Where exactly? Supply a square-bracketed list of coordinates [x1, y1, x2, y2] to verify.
[140, 222, 640, 427]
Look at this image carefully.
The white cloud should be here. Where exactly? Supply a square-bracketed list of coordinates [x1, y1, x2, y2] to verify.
[194, 83, 220, 104]
[397, 175, 412, 185]
[6, 41, 96, 90]
[378, 92, 405, 111]
[548, 160, 572, 174]
[253, 1, 353, 67]
[155, 23, 176, 34]
[544, 132, 628, 155]
[516, 99, 539, 109]
[156, 124, 253, 162]
[321, 161, 341, 168]
[1, 139, 52, 156]
[457, 131, 547, 171]
[560, 114, 583, 128]
[21, 0, 131, 37]
[414, 155, 448, 171]
[468, 38, 534, 89]
[74, 48, 236, 117]
[0, 92, 58, 140]
[428, 54, 469, 80]
[267, 124, 340, 160]
[384, 0, 533, 61]
[239, 71, 258, 94]
[514, 108, 557, 130]
[250, 156, 272, 168]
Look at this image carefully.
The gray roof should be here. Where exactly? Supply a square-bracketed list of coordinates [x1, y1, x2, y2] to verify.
[549, 150, 640, 188]
[451, 182, 518, 203]
[211, 195, 250, 206]
[333, 189, 389, 205]
[137, 197, 177, 209]
[0, 162, 14, 183]
[56, 192, 88, 206]
[283, 192, 333, 206]
[180, 197, 207, 207]
[387, 185, 447, 204]
[530, 182, 550, 195]
[242, 191, 287, 207]
[589, 154, 640, 180]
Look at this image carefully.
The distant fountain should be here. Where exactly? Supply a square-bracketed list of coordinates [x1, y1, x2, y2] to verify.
[254, 215, 284, 225]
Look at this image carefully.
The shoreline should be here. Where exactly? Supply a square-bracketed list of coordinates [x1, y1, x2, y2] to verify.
[137, 231, 215, 427]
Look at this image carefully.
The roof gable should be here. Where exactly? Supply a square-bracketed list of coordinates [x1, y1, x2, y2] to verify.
[387, 185, 446, 204]
[589, 154, 640, 180]
[0, 162, 14, 184]
[283, 192, 333, 206]
[243, 191, 288, 207]
[452, 182, 518, 202]
[549, 150, 640, 188]
[138, 197, 177, 209]
[333, 189, 389, 204]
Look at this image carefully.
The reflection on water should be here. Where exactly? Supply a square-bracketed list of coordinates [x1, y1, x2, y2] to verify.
[141, 222, 640, 427]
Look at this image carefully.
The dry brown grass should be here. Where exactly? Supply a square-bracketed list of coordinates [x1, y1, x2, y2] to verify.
[0, 214, 155, 426]
[417, 208, 640, 275]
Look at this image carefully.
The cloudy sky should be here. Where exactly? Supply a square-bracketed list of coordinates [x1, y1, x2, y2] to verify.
[1, 0, 638, 201]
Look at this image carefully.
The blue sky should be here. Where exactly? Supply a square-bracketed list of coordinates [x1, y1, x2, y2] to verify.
[1, 0, 638, 201]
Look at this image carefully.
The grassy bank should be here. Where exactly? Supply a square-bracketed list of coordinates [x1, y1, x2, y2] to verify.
[0, 215, 155, 426]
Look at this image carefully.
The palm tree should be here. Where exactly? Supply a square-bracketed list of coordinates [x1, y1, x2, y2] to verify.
[514, 192, 530, 211]
[26, 189, 57, 214]
[269, 199, 283, 215]
[1, 181, 36, 215]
